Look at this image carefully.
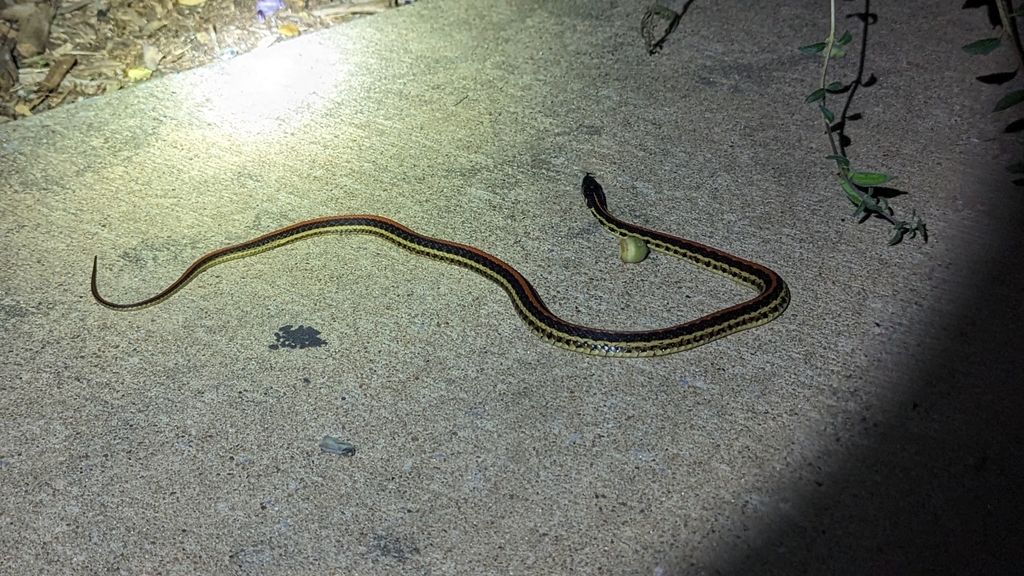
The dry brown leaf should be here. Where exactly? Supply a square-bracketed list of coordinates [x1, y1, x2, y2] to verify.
[1, 2, 56, 57]
[142, 19, 168, 36]
[142, 44, 163, 70]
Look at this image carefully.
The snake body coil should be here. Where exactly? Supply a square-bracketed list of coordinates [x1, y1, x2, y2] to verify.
[91, 175, 789, 357]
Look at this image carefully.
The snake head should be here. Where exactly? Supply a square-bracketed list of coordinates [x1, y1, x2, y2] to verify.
[582, 173, 607, 209]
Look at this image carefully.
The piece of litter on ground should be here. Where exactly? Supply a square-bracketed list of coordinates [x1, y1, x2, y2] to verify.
[256, 0, 285, 22]
[319, 436, 355, 456]
[277, 23, 300, 37]
[125, 67, 152, 80]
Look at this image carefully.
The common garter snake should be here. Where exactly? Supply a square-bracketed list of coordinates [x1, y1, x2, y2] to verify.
[91, 175, 789, 357]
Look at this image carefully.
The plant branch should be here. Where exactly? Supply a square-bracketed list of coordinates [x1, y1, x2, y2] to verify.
[996, 0, 1024, 72]
[816, 0, 899, 228]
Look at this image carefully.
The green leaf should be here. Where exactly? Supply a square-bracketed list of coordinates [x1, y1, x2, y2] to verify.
[820, 104, 834, 123]
[827, 154, 850, 168]
[888, 214, 926, 245]
[888, 225, 907, 246]
[825, 81, 844, 92]
[849, 171, 893, 186]
[836, 31, 853, 46]
[962, 38, 1001, 55]
[805, 88, 826, 103]
[840, 180, 862, 206]
[829, 47, 846, 58]
[799, 42, 827, 54]
[993, 90, 1024, 112]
